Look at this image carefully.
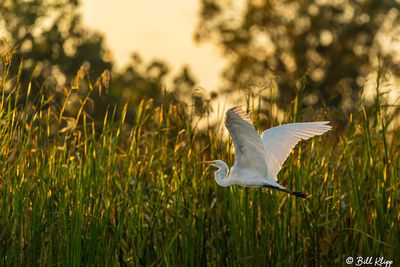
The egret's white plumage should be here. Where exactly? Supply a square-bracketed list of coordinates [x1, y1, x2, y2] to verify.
[201, 106, 331, 198]
[261, 121, 332, 180]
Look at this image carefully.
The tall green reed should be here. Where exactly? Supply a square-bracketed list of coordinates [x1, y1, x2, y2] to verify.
[0, 48, 399, 266]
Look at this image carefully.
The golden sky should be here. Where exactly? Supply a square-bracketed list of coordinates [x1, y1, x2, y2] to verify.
[81, 0, 225, 91]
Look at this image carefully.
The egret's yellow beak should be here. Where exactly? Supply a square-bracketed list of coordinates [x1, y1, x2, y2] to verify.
[197, 160, 215, 164]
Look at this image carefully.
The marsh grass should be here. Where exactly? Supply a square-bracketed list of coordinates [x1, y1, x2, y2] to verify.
[0, 52, 399, 266]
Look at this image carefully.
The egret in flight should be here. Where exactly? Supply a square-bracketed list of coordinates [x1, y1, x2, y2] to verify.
[201, 106, 331, 198]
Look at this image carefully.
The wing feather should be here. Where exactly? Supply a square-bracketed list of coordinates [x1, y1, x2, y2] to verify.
[225, 107, 267, 178]
[261, 121, 331, 180]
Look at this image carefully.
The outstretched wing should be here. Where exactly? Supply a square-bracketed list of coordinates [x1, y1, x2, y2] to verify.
[261, 122, 331, 180]
[225, 107, 267, 178]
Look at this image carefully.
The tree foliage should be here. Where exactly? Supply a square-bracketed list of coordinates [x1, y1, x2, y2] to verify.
[195, 0, 400, 117]
[0, 0, 201, 122]
[0, 0, 112, 84]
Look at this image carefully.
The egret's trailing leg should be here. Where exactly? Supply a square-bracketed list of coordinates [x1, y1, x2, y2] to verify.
[263, 184, 308, 199]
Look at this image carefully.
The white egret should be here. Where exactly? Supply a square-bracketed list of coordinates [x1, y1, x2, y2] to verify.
[201, 106, 331, 198]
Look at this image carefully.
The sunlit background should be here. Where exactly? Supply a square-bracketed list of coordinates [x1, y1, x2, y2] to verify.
[1, 0, 399, 125]
[82, 0, 400, 125]
[81, 0, 225, 90]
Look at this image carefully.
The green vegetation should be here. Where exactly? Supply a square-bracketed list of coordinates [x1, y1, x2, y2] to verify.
[0, 53, 399, 266]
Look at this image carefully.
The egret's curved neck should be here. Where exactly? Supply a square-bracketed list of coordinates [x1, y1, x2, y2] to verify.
[214, 161, 231, 187]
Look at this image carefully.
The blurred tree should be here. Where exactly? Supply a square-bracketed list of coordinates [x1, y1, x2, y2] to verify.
[0, 0, 112, 85]
[0, 0, 202, 124]
[112, 53, 171, 106]
[111, 53, 202, 122]
[172, 66, 197, 98]
[195, 0, 400, 118]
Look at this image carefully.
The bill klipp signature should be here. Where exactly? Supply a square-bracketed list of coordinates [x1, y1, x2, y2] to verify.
[346, 256, 393, 267]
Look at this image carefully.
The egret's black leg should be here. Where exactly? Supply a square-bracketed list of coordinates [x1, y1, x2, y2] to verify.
[263, 184, 308, 199]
